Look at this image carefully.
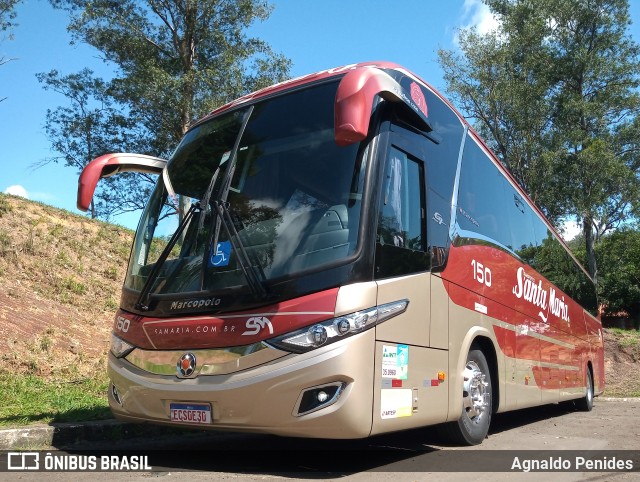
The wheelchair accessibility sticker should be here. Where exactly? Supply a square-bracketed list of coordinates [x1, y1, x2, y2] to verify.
[210, 241, 231, 267]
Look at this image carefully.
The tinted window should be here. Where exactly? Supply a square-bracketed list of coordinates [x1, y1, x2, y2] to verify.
[378, 147, 424, 250]
[456, 139, 511, 248]
[531, 220, 598, 315]
[375, 146, 428, 278]
[505, 186, 537, 260]
[386, 70, 464, 202]
[453, 137, 598, 315]
[126, 81, 365, 296]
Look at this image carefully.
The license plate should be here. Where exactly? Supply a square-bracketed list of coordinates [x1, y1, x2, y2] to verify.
[169, 403, 212, 424]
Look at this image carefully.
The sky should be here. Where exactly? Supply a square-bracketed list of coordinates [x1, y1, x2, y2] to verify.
[0, 0, 638, 234]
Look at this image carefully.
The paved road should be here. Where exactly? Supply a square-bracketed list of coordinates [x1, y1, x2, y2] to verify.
[4, 399, 639, 481]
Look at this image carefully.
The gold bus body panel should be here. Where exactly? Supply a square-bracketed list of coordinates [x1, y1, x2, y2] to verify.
[109, 328, 376, 439]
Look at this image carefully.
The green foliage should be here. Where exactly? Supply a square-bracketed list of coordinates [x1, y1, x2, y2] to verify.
[438, 0, 640, 280]
[42, 0, 291, 220]
[36, 68, 151, 219]
[0, 228, 11, 255]
[62, 276, 86, 295]
[1, 0, 21, 101]
[596, 228, 640, 317]
[0, 0, 19, 34]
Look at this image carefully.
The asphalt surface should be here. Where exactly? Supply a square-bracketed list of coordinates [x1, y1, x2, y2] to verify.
[0, 397, 638, 450]
[1, 398, 639, 480]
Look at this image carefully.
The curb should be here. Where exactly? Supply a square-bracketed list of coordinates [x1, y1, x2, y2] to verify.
[0, 420, 195, 450]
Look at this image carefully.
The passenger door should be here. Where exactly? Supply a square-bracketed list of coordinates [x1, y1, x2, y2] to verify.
[371, 131, 449, 434]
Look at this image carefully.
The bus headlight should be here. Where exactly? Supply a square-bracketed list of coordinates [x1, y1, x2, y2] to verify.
[110, 333, 136, 358]
[266, 299, 409, 353]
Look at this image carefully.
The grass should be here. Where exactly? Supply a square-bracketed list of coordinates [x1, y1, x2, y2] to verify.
[0, 372, 111, 427]
[608, 327, 640, 348]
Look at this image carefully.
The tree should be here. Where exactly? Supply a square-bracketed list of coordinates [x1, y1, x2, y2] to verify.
[439, 0, 640, 281]
[41, 0, 291, 219]
[36, 69, 152, 219]
[595, 228, 640, 319]
[50, 0, 291, 157]
[438, 2, 560, 219]
[541, 0, 640, 279]
[1, 0, 21, 101]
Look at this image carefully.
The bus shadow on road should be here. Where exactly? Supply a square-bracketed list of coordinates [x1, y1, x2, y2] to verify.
[61, 403, 582, 476]
[133, 433, 442, 476]
[486, 401, 578, 436]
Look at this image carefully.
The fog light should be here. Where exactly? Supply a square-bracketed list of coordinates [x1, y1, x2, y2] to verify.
[111, 384, 123, 406]
[296, 382, 346, 416]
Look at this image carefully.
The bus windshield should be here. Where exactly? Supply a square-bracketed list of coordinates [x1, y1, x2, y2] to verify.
[125, 80, 364, 301]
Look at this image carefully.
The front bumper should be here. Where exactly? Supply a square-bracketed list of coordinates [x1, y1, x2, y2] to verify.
[107, 330, 375, 438]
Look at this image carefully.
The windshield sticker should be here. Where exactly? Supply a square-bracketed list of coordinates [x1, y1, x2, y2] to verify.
[381, 388, 412, 419]
[382, 344, 409, 380]
[210, 241, 231, 267]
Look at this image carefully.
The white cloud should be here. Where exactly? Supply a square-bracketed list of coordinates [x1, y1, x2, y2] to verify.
[460, 0, 500, 35]
[560, 219, 582, 242]
[4, 185, 29, 199]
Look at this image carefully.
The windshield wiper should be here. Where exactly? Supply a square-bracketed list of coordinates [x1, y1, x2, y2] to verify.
[134, 202, 200, 311]
[206, 106, 269, 299]
[213, 200, 268, 299]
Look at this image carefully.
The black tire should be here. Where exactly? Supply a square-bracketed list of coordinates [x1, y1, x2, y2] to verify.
[575, 367, 594, 412]
[440, 348, 492, 445]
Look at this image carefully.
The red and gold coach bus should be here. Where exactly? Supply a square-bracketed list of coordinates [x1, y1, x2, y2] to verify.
[78, 61, 604, 445]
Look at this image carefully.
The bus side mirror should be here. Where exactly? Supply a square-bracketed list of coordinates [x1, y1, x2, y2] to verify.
[334, 67, 433, 146]
[77, 153, 167, 212]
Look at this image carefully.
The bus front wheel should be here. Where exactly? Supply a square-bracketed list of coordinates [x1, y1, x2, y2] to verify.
[442, 348, 493, 445]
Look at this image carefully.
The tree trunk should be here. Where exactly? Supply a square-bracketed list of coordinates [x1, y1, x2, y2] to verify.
[583, 215, 598, 285]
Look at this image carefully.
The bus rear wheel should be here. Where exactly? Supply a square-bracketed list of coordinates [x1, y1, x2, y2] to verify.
[441, 348, 492, 445]
[574, 367, 594, 412]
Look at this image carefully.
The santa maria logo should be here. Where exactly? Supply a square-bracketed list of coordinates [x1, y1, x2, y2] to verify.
[512, 267, 570, 323]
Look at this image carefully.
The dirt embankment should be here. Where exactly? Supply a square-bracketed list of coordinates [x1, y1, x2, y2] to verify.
[0, 194, 130, 380]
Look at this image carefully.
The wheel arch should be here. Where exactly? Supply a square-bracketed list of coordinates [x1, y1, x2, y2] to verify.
[449, 327, 501, 420]
[469, 335, 500, 414]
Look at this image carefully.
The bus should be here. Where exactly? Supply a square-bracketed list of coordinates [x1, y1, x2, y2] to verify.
[78, 61, 604, 445]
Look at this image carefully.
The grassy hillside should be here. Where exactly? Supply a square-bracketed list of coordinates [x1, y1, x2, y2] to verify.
[0, 193, 132, 425]
[0, 192, 637, 427]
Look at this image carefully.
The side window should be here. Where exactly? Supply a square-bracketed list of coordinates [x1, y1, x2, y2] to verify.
[456, 139, 511, 248]
[531, 219, 598, 315]
[375, 146, 429, 278]
[506, 187, 537, 262]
